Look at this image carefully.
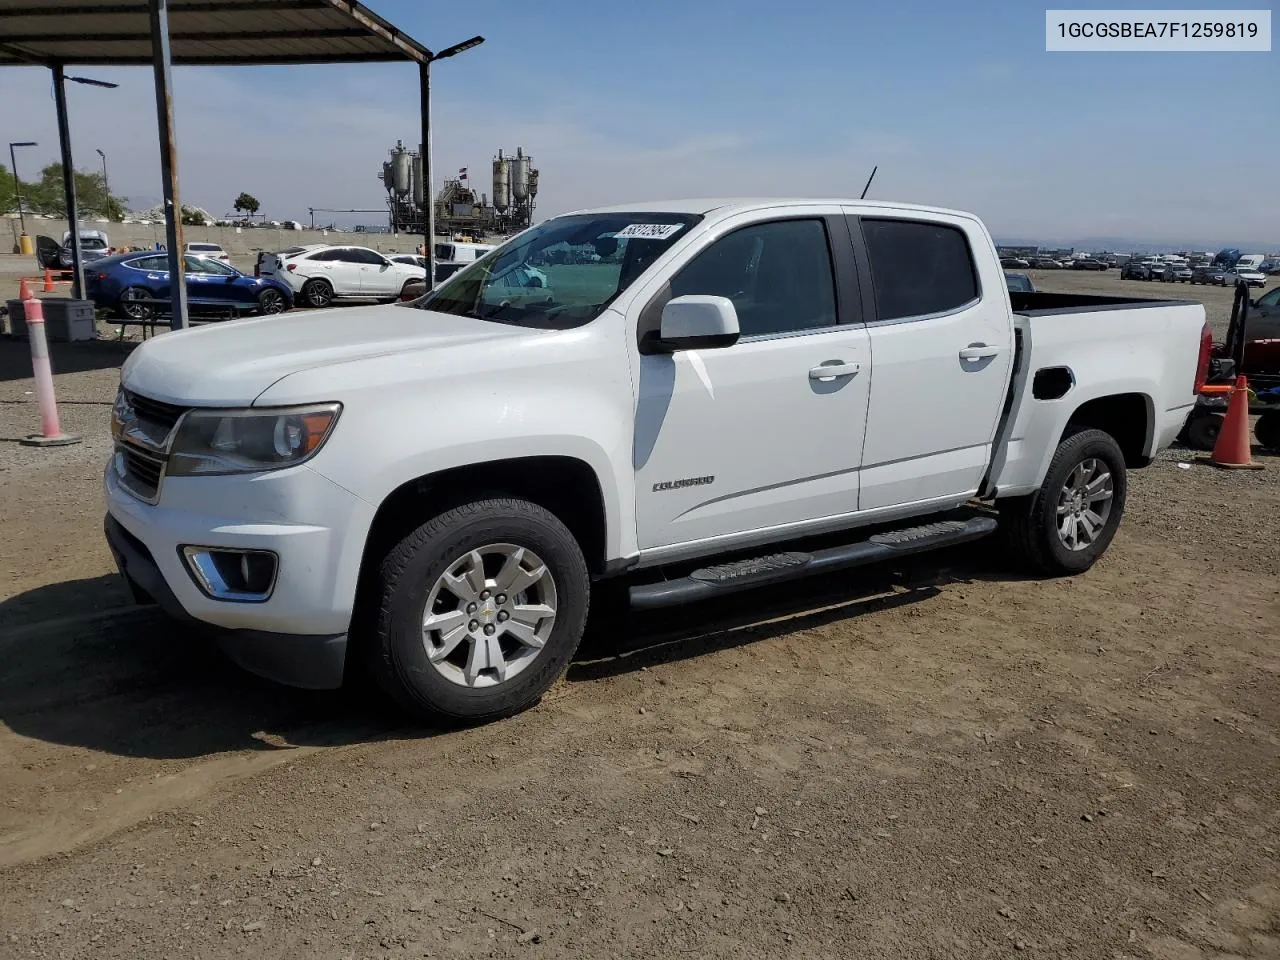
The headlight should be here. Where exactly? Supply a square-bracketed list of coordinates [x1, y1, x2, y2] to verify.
[167, 403, 341, 477]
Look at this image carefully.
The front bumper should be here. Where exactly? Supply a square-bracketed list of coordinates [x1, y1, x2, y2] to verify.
[105, 515, 347, 689]
[103, 461, 377, 689]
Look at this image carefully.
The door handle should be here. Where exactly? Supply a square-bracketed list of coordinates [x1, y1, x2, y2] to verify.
[959, 344, 1000, 361]
[809, 361, 861, 381]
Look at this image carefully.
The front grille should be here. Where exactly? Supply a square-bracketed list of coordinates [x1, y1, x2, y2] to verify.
[118, 444, 165, 501]
[114, 389, 190, 503]
[126, 389, 186, 432]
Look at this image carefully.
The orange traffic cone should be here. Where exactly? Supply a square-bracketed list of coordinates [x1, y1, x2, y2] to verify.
[18, 277, 32, 300]
[42, 267, 55, 292]
[1206, 376, 1263, 469]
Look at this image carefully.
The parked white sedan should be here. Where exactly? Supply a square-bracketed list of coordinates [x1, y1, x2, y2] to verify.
[263, 245, 427, 308]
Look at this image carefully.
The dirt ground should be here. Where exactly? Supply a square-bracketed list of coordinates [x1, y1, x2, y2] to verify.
[1, 269, 1277, 960]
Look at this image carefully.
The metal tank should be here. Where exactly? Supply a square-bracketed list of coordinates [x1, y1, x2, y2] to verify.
[492, 152, 510, 213]
[510, 147, 530, 202]
[411, 153, 424, 207]
[526, 167, 539, 199]
[390, 144, 411, 197]
[380, 161, 393, 190]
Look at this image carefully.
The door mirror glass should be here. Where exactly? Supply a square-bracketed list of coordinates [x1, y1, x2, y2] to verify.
[654, 295, 740, 352]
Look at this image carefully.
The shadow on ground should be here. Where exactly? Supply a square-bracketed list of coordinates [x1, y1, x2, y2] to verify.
[0, 542, 1025, 761]
[0, 334, 134, 383]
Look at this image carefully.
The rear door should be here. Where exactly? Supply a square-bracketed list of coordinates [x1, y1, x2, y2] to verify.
[845, 211, 1013, 512]
[320, 248, 363, 295]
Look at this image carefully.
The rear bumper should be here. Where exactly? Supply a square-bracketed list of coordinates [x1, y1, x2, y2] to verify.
[105, 514, 348, 689]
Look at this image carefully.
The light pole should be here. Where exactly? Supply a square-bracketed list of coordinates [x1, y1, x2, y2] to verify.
[419, 35, 484, 289]
[96, 149, 112, 221]
[9, 140, 37, 246]
[53, 73, 118, 297]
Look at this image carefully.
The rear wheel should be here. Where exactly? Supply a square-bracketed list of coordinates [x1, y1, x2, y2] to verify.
[999, 427, 1127, 575]
[118, 286, 153, 319]
[1255, 412, 1280, 451]
[302, 278, 333, 308]
[1185, 412, 1224, 451]
[366, 498, 590, 724]
[256, 287, 287, 315]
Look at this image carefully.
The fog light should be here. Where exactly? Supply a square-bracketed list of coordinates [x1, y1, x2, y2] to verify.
[181, 547, 278, 602]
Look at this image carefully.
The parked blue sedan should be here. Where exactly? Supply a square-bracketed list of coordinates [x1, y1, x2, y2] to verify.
[86, 252, 293, 320]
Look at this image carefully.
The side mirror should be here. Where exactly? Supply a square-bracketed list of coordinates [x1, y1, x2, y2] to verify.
[650, 295, 740, 352]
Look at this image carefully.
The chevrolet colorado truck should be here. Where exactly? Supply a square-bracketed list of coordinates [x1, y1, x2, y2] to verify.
[105, 199, 1212, 722]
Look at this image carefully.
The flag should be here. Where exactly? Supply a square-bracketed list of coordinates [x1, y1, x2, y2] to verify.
[459, 167, 468, 179]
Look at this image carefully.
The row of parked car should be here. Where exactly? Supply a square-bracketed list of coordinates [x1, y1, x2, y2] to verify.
[1121, 260, 1268, 287]
[82, 242, 458, 321]
[999, 256, 1110, 270]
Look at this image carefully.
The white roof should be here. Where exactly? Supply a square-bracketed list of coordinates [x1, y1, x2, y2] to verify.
[565, 197, 978, 222]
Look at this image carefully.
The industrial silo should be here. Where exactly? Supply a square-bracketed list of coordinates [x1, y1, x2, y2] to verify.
[492, 152, 510, 213]
[510, 148, 530, 202]
[391, 144, 411, 197]
[411, 152, 424, 208]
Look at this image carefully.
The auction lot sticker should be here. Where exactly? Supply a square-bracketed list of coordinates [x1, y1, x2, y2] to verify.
[614, 223, 685, 240]
[1046, 9, 1271, 50]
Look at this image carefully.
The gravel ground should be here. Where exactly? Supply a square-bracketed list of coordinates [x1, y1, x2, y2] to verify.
[0, 276, 1277, 960]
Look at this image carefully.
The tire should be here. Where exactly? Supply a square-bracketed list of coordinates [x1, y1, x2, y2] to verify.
[366, 498, 590, 724]
[118, 286, 153, 319]
[302, 278, 333, 308]
[999, 427, 1127, 576]
[1185, 412, 1224, 451]
[1255, 412, 1280, 451]
[256, 287, 287, 315]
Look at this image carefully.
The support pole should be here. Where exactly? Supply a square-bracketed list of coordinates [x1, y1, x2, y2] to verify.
[149, 0, 187, 329]
[419, 60, 433, 289]
[51, 64, 85, 300]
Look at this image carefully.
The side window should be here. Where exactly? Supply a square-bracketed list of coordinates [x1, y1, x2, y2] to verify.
[861, 219, 978, 322]
[356, 248, 389, 265]
[668, 219, 837, 338]
[1256, 287, 1280, 308]
[130, 256, 166, 271]
[307, 249, 336, 262]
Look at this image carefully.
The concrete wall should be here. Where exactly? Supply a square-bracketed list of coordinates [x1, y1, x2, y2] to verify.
[4, 215, 438, 257]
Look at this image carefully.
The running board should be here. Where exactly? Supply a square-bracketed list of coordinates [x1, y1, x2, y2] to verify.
[628, 516, 998, 610]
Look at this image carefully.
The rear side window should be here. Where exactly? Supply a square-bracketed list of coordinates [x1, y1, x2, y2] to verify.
[861, 219, 978, 322]
[308, 249, 338, 261]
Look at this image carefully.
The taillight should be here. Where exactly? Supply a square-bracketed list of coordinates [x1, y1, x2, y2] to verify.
[1193, 322, 1213, 394]
[95, 272, 108, 281]
[286, 263, 296, 272]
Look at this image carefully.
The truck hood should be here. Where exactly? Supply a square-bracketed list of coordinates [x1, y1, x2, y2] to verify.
[121, 304, 527, 406]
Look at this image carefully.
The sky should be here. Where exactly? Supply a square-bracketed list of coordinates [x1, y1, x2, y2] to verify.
[0, 0, 1274, 247]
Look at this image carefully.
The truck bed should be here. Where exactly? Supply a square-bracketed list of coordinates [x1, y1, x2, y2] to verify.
[1009, 291, 1197, 316]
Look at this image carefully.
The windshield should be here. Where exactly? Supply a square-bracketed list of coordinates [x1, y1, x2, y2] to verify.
[418, 212, 701, 328]
[80, 237, 107, 250]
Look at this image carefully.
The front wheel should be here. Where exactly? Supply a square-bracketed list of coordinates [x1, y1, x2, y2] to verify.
[366, 498, 590, 724]
[999, 427, 1127, 575]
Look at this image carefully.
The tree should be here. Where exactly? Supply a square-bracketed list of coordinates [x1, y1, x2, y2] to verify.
[16, 162, 126, 219]
[233, 192, 260, 217]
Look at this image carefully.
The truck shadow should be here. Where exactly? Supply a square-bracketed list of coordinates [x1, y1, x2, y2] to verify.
[0, 542, 1027, 761]
[0, 574, 401, 761]
[570, 538, 1029, 681]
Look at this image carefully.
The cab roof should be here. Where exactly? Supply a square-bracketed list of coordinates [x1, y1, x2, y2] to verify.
[569, 197, 978, 221]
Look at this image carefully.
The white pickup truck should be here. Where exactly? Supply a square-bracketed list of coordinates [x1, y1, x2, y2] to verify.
[105, 199, 1211, 722]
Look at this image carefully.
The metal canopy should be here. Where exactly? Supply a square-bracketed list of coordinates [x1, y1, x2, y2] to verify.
[0, 0, 437, 331]
[0, 0, 430, 66]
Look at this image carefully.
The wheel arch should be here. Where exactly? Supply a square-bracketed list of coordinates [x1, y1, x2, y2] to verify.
[354, 454, 611, 599]
[1062, 392, 1154, 467]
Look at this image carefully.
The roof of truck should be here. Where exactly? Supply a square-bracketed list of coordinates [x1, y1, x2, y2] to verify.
[571, 198, 979, 221]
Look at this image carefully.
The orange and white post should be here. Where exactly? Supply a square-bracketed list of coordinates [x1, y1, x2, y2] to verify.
[18, 296, 82, 448]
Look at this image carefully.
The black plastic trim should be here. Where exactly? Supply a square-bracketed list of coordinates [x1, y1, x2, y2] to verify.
[629, 515, 997, 609]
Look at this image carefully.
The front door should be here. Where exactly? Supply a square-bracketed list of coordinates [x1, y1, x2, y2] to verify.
[326, 249, 365, 295]
[633, 215, 871, 553]
[847, 213, 1014, 512]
